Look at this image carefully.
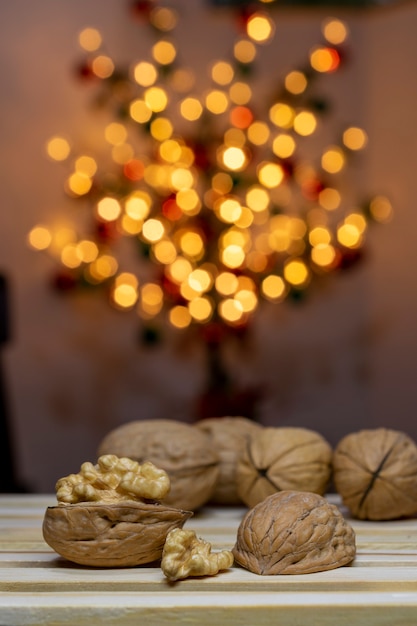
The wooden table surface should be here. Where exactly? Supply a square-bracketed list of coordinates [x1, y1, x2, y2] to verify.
[1, 493, 417, 625]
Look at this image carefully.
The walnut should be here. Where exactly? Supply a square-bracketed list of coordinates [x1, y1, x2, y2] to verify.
[233, 490, 356, 575]
[98, 419, 220, 511]
[43, 501, 192, 567]
[42, 454, 192, 567]
[333, 428, 417, 520]
[55, 454, 170, 504]
[196, 416, 263, 504]
[236, 427, 333, 508]
[161, 528, 234, 581]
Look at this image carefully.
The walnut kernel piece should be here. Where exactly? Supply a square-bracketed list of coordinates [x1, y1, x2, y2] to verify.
[233, 491, 356, 575]
[236, 427, 332, 508]
[98, 420, 220, 511]
[333, 428, 417, 520]
[43, 501, 193, 567]
[196, 416, 263, 504]
[56, 454, 170, 504]
[161, 528, 234, 581]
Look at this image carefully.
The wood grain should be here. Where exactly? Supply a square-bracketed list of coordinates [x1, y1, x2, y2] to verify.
[1, 494, 417, 625]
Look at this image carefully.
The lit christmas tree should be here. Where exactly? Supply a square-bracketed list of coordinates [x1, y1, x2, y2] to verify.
[28, 0, 392, 419]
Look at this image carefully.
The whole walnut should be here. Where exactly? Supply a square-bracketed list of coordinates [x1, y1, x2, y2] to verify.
[98, 419, 220, 511]
[196, 416, 263, 504]
[333, 428, 417, 520]
[236, 427, 332, 508]
[233, 490, 356, 575]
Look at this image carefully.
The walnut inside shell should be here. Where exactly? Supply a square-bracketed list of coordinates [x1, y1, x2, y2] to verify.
[233, 490, 356, 575]
[97, 419, 220, 511]
[196, 416, 263, 504]
[236, 427, 333, 508]
[333, 427, 417, 520]
[43, 501, 192, 567]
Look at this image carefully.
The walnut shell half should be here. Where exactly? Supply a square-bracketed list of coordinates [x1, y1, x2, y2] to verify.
[98, 420, 220, 511]
[42, 501, 192, 567]
[333, 428, 417, 520]
[236, 427, 333, 508]
[233, 491, 356, 575]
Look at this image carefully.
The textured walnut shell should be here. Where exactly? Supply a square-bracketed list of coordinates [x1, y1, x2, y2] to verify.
[98, 420, 220, 511]
[333, 428, 417, 520]
[236, 427, 333, 508]
[233, 490, 356, 575]
[196, 416, 263, 504]
[42, 501, 192, 567]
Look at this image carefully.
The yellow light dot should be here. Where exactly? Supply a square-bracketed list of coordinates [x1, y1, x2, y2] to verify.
[261, 275, 286, 301]
[294, 111, 317, 136]
[180, 231, 204, 259]
[48, 227, 76, 258]
[284, 258, 310, 287]
[321, 146, 345, 173]
[309, 226, 332, 246]
[27, 225, 52, 250]
[76, 240, 98, 263]
[285, 70, 308, 95]
[257, 162, 284, 188]
[211, 61, 234, 85]
[67, 172, 93, 196]
[236, 206, 254, 228]
[188, 269, 212, 294]
[75, 155, 97, 177]
[153, 240, 177, 264]
[159, 139, 182, 163]
[246, 185, 270, 212]
[91, 55, 114, 79]
[215, 272, 239, 296]
[142, 218, 165, 242]
[216, 197, 243, 223]
[322, 18, 348, 45]
[235, 289, 257, 313]
[310, 46, 340, 73]
[133, 61, 158, 87]
[150, 6, 178, 31]
[221, 245, 245, 269]
[233, 39, 257, 64]
[125, 191, 152, 220]
[130, 99, 153, 123]
[318, 187, 341, 210]
[171, 167, 194, 191]
[112, 143, 134, 165]
[169, 305, 192, 329]
[46, 136, 70, 161]
[311, 243, 336, 268]
[246, 251, 268, 273]
[89, 254, 118, 280]
[144, 87, 168, 113]
[219, 298, 244, 323]
[180, 97, 203, 121]
[345, 212, 367, 234]
[167, 257, 192, 283]
[369, 195, 393, 223]
[247, 13, 275, 43]
[343, 126, 368, 151]
[224, 127, 246, 147]
[269, 103, 295, 129]
[105, 123, 127, 146]
[97, 197, 121, 221]
[61, 244, 81, 269]
[152, 40, 177, 65]
[247, 121, 270, 146]
[78, 28, 102, 52]
[229, 81, 252, 105]
[221, 146, 247, 171]
[188, 297, 213, 322]
[176, 189, 201, 214]
[112, 283, 138, 309]
[205, 89, 229, 115]
[272, 133, 296, 158]
[337, 223, 362, 248]
[140, 283, 164, 316]
[120, 215, 142, 235]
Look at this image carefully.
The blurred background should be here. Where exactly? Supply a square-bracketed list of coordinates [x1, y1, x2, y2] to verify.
[1, 0, 416, 492]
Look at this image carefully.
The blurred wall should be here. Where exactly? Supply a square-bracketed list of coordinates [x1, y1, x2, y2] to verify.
[0, 0, 416, 492]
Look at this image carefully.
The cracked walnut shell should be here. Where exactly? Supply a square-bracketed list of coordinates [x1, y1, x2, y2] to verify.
[98, 419, 220, 511]
[196, 416, 263, 504]
[43, 501, 192, 567]
[333, 428, 417, 520]
[236, 427, 332, 508]
[233, 490, 356, 575]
